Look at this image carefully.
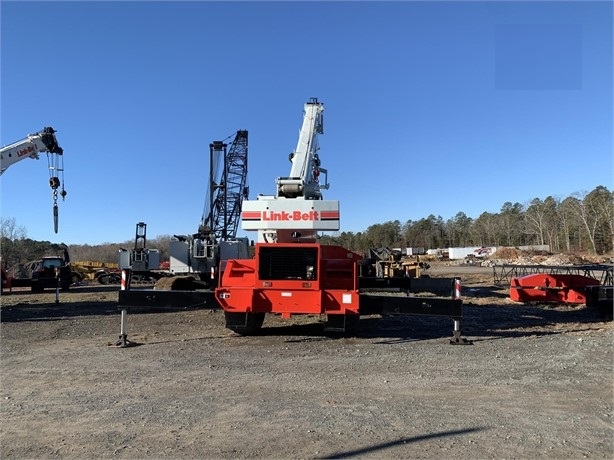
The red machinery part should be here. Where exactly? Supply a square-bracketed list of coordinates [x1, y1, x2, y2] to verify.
[216, 243, 361, 318]
[510, 273, 600, 304]
[1, 267, 12, 292]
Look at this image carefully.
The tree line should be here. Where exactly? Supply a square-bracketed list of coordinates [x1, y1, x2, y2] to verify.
[319, 186, 613, 255]
[1, 185, 612, 272]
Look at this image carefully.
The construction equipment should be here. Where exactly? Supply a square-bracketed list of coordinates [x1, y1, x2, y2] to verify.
[215, 98, 464, 338]
[585, 285, 614, 321]
[0, 127, 66, 233]
[118, 100, 466, 343]
[118, 222, 161, 279]
[167, 130, 250, 288]
[216, 97, 354, 332]
[509, 273, 600, 304]
[361, 247, 426, 279]
[1, 267, 12, 293]
[118, 130, 249, 297]
[71, 260, 120, 283]
[30, 249, 73, 292]
[3, 247, 76, 292]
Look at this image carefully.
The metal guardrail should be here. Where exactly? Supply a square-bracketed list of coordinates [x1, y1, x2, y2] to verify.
[493, 264, 614, 287]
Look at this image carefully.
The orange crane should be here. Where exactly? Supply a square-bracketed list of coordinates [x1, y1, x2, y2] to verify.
[215, 99, 466, 339]
[118, 100, 468, 344]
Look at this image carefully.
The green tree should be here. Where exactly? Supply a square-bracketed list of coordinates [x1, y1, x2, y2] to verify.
[0, 218, 27, 269]
[446, 212, 473, 247]
[499, 202, 524, 246]
[587, 186, 614, 254]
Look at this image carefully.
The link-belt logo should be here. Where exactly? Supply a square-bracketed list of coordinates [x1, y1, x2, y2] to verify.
[264, 211, 319, 221]
[242, 210, 339, 222]
[18, 145, 35, 157]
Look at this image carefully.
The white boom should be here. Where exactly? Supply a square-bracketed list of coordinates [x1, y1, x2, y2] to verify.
[241, 98, 340, 243]
[0, 127, 63, 175]
[0, 127, 66, 233]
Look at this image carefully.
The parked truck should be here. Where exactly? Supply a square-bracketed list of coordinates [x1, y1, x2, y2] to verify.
[30, 253, 73, 292]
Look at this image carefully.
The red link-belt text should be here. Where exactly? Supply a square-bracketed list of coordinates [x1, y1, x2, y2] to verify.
[262, 210, 319, 221]
[18, 145, 35, 157]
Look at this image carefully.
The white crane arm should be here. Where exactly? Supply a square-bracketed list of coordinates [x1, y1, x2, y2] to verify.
[276, 98, 328, 200]
[241, 98, 340, 243]
[0, 127, 63, 175]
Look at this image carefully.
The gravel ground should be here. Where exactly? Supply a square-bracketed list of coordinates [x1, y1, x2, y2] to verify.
[1, 267, 612, 459]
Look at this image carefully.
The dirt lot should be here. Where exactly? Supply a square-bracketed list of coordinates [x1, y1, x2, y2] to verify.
[1, 265, 612, 459]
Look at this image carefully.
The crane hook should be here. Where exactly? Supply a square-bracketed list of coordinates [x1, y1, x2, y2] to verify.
[53, 202, 59, 234]
[50, 180, 60, 233]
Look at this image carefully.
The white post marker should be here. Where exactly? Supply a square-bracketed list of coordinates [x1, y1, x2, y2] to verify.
[114, 268, 137, 348]
[450, 277, 471, 345]
[55, 267, 60, 305]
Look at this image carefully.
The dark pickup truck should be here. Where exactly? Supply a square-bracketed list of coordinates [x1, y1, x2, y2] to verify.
[30, 256, 73, 292]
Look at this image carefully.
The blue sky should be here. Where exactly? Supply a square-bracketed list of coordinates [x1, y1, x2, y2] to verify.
[1, 1, 612, 245]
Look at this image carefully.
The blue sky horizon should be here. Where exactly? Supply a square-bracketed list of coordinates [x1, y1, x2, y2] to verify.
[1, 1, 612, 245]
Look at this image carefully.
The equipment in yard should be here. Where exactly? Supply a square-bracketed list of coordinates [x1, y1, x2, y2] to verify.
[215, 98, 466, 338]
[360, 247, 427, 279]
[118, 222, 160, 275]
[118, 100, 467, 344]
[585, 285, 613, 321]
[118, 130, 249, 295]
[509, 273, 601, 304]
[0, 127, 66, 233]
[4, 250, 82, 290]
[167, 130, 250, 288]
[493, 263, 613, 287]
[94, 269, 122, 285]
[71, 260, 120, 284]
[1, 267, 12, 293]
[217, 98, 354, 333]
[30, 253, 72, 292]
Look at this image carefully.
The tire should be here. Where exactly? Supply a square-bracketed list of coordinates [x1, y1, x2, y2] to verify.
[224, 311, 265, 335]
[71, 273, 82, 285]
[325, 313, 359, 337]
[343, 314, 360, 337]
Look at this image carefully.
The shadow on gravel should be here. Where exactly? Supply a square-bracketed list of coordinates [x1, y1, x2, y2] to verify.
[0, 302, 208, 323]
[463, 286, 509, 298]
[0, 301, 120, 322]
[319, 426, 487, 459]
[461, 303, 611, 342]
[258, 303, 610, 344]
[2, 284, 120, 296]
[0, 285, 213, 323]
